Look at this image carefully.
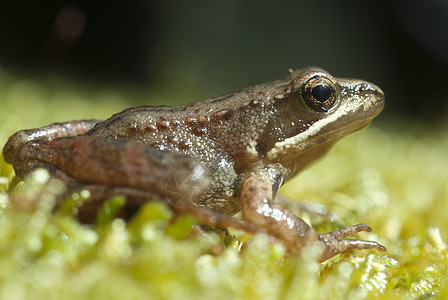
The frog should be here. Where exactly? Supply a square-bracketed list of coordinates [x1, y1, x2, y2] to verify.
[3, 67, 386, 261]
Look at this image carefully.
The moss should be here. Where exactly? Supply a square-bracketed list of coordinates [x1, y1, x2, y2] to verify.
[1, 70, 447, 299]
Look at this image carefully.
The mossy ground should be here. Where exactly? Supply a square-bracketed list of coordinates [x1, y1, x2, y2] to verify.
[1, 70, 447, 299]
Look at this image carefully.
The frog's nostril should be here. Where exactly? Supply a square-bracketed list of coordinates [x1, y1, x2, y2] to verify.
[358, 82, 385, 104]
[368, 82, 384, 97]
[368, 83, 385, 106]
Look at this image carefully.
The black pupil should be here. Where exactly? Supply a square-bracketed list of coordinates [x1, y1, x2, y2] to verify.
[312, 84, 331, 102]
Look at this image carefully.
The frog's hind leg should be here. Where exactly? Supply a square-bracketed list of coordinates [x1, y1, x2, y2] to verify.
[63, 182, 265, 232]
[173, 206, 262, 235]
[10, 135, 210, 211]
[23, 135, 210, 195]
[64, 180, 264, 234]
[3, 120, 100, 165]
[9, 135, 263, 236]
[172, 206, 265, 255]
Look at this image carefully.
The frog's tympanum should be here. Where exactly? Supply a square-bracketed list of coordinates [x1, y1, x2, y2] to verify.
[3, 68, 386, 261]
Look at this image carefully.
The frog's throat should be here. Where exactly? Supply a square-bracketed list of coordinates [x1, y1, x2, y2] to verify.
[265, 108, 372, 161]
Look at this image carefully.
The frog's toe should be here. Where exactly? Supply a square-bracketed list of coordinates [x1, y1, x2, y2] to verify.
[322, 223, 372, 239]
[318, 238, 387, 262]
[318, 224, 386, 261]
[335, 239, 387, 253]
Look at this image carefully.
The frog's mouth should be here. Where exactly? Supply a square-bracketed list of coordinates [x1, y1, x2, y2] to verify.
[265, 117, 372, 161]
[313, 118, 372, 144]
[301, 116, 373, 146]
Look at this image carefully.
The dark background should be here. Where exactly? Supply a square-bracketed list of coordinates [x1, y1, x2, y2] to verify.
[1, 1, 448, 121]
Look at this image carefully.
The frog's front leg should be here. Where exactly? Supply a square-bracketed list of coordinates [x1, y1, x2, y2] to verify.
[241, 169, 386, 261]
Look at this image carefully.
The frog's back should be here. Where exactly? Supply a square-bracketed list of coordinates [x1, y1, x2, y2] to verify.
[85, 78, 292, 164]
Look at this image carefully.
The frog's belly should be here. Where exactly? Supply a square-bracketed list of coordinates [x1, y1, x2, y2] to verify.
[195, 193, 242, 216]
[194, 162, 243, 215]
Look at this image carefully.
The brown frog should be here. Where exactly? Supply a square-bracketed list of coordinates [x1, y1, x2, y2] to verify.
[3, 67, 386, 261]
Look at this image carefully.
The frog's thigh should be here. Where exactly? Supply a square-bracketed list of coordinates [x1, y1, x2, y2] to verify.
[241, 171, 320, 254]
[17, 136, 209, 198]
[3, 119, 100, 164]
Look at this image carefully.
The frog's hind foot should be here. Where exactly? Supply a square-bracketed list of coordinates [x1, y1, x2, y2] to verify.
[318, 223, 387, 262]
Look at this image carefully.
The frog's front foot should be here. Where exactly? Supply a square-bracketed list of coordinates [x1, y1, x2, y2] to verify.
[241, 170, 386, 261]
[318, 223, 387, 262]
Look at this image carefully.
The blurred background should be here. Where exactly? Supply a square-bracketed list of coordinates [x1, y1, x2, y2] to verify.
[2, 3, 448, 298]
[1, 0, 448, 122]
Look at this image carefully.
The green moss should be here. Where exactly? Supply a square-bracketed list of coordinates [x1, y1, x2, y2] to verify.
[1, 69, 447, 299]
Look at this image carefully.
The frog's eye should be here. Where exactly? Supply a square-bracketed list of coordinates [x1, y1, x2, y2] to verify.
[302, 75, 337, 112]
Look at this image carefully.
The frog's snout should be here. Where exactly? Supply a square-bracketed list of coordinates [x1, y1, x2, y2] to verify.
[368, 82, 385, 105]
[363, 81, 385, 116]
[339, 78, 385, 117]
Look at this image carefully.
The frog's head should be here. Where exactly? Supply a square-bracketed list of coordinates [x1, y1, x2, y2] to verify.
[263, 67, 385, 177]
